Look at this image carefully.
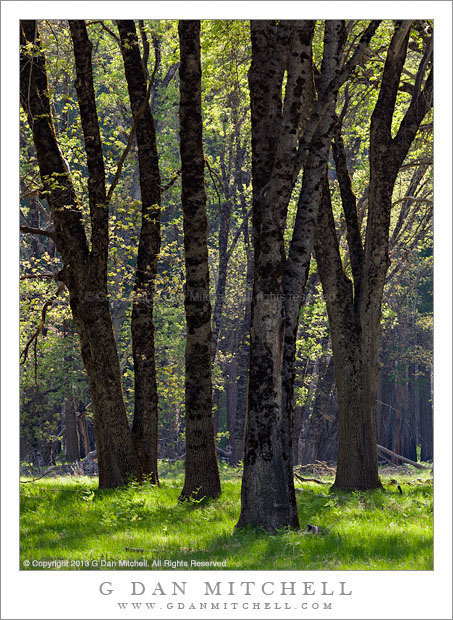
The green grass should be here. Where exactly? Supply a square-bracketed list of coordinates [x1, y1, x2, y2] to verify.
[20, 462, 433, 571]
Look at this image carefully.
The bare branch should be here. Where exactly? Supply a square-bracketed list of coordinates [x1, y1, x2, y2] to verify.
[86, 20, 120, 44]
[161, 169, 181, 193]
[20, 273, 57, 281]
[392, 195, 433, 207]
[331, 20, 382, 94]
[20, 225, 56, 240]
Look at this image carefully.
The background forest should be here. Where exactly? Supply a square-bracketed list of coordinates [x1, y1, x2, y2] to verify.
[20, 18, 433, 479]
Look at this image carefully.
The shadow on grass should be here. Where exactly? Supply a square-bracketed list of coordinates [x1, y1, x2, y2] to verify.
[20, 477, 433, 570]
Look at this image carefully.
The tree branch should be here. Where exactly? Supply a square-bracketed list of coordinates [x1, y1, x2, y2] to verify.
[332, 116, 363, 300]
[20, 273, 57, 281]
[20, 282, 65, 365]
[86, 20, 120, 44]
[69, 20, 109, 277]
[392, 58, 433, 161]
[370, 21, 412, 155]
[20, 225, 56, 240]
[161, 169, 181, 193]
[329, 20, 382, 95]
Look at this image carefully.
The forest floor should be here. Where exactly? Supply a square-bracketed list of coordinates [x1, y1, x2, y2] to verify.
[20, 462, 433, 571]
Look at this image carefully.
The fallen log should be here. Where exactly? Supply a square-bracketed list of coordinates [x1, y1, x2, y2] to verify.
[81, 449, 97, 462]
[297, 461, 336, 475]
[20, 466, 58, 483]
[376, 444, 429, 470]
[294, 472, 328, 485]
[216, 446, 232, 459]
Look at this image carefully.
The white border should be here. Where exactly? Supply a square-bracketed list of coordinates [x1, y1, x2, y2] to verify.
[2, 3, 452, 619]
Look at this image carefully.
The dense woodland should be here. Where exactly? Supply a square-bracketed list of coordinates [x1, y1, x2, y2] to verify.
[20, 19, 433, 531]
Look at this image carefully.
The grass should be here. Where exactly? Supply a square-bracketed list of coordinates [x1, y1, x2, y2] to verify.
[20, 462, 433, 571]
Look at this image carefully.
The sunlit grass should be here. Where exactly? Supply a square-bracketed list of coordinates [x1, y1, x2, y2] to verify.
[20, 462, 433, 570]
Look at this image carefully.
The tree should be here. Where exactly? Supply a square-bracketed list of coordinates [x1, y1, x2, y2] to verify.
[238, 19, 380, 530]
[20, 19, 141, 487]
[117, 19, 161, 484]
[178, 20, 221, 500]
[314, 21, 433, 489]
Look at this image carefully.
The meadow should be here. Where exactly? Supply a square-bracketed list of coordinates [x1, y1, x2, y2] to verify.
[20, 462, 433, 571]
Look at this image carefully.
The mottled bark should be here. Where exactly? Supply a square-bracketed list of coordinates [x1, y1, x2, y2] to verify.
[69, 20, 109, 286]
[295, 21, 381, 173]
[238, 19, 380, 529]
[178, 20, 221, 500]
[277, 21, 351, 523]
[117, 20, 161, 483]
[21, 20, 140, 488]
[238, 21, 316, 531]
[331, 117, 363, 301]
[280, 102, 336, 502]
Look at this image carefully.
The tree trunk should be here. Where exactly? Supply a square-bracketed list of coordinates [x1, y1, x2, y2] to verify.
[75, 304, 141, 487]
[117, 20, 161, 484]
[420, 367, 433, 461]
[225, 360, 238, 444]
[313, 22, 432, 490]
[178, 20, 221, 500]
[301, 356, 334, 465]
[280, 101, 336, 501]
[21, 20, 141, 488]
[211, 197, 231, 363]
[237, 19, 370, 529]
[314, 177, 382, 490]
[230, 242, 253, 466]
[64, 392, 79, 462]
[237, 21, 316, 530]
[77, 411, 90, 459]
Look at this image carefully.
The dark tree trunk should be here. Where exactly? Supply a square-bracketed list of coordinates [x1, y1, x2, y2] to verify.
[419, 368, 433, 461]
[314, 176, 382, 490]
[277, 21, 350, 521]
[280, 99, 337, 498]
[230, 246, 253, 466]
[77, 411, 90, 459]
[64, 392, 80, 462]
[211, 198, 231, 364]
[301, 356, 335, 465]
[117, 20, 161, 484]
[237, 20, 377, 529]
[225, 359, 238, 444]
[314, 22, 432, 490]
[178, 20, 221, 500]
[21, 20, 140, 488]
[237, 21, 316, 530]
